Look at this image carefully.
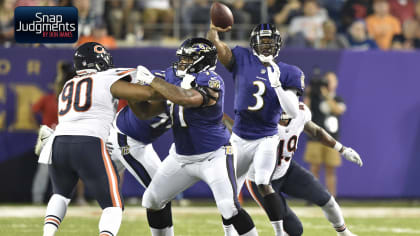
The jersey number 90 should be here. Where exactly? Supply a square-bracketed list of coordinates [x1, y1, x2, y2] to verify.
[59, 78, 93, 116]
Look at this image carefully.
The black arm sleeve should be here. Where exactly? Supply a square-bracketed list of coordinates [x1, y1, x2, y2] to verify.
[193, 86, 219, 107]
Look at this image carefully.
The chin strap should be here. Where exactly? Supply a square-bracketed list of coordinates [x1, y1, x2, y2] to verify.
[252, 49, 274, 63]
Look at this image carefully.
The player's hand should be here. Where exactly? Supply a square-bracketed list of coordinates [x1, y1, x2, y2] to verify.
[136, 65, 155, 85]
[267, 61, 281, 88]
[342, 147, 363, 167]
[210, 22, 232, 32]
[34, 125, 54, 156]
[180, 74, 195, 89]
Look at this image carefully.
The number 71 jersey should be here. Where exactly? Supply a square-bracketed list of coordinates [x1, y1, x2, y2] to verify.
[55, 68, 136, 141]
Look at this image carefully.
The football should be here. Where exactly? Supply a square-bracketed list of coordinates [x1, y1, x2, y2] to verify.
[210, 2, 234, 29]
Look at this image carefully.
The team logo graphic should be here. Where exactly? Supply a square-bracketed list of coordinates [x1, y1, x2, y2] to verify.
[121, 145, 130, 156]
[15, 6, 78, 43]
[260, 68, 266, 74]
[208, 78, 221, 90]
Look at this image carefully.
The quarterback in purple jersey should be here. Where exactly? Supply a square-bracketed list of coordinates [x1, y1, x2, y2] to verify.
[208, 23, 304, 236]
[136, 38, 259, 236]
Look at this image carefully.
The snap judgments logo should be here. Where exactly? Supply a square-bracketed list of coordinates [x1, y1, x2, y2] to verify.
[15, 6, 78, 43]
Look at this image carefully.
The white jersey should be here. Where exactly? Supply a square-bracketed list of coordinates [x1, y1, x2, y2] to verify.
[54, 68, 136, 141]
[247, 103, 312, 181]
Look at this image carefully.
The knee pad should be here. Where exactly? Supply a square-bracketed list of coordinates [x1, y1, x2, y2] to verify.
[142, 189, 164, 210]
[216, 199, 238, 219]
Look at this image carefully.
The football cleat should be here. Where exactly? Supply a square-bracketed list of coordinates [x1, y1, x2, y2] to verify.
[337, 229, 357, 236]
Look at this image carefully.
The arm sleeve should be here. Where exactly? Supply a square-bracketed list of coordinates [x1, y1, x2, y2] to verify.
[282, 65, 305, 96]
[228, 46, 247, 73]
[274, 87, 299, 118]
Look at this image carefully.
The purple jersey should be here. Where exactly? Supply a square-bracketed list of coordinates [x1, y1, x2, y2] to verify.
[116, 106, 171, 144]
[230, 46, 305, 140]
[116, 70, 171, 144]
[164, 67, 230, 155]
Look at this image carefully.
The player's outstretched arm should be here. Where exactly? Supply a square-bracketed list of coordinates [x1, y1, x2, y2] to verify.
[267, 61, 299, 118]
[128, 100, 166, 120]
[207, 23, 233, 68]
[137, 66, 219, 108]
[110, 80, 163, 102]
[304, 121, 363, 167]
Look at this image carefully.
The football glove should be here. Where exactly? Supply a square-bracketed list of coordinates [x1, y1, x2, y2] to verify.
[267, 61, 281, 88]
[136, 65, 155, 85]
[342, 147, 363, 167]
[34, 125, 53, 156]
[180, 74, 196, 89]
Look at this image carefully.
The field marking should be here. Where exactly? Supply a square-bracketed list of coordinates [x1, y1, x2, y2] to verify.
[1, 206, 420, 219]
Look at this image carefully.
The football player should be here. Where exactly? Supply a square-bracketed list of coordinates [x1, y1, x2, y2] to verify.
[208, 23, 304, 235]
[136, 38, 259, 236]
[39, 42, 161, 236]
[107, 91, 173, 236]
[245, 103, 362, 236]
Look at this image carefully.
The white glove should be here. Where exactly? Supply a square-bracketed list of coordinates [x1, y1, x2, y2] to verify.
[180, 74, 196, 89]
[34, 125, 54, 156]
[342, 147, 363, 167]
[267, 61, 281, 88]
[136, 65, 155, 85]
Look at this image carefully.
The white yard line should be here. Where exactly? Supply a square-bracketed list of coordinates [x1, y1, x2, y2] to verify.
[1, 206, 420, 218]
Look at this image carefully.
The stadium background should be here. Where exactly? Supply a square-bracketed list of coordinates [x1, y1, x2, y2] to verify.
[1, 0, 420, 203]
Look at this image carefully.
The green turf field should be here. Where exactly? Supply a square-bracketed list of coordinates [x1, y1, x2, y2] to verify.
[1, 205, 420, 235]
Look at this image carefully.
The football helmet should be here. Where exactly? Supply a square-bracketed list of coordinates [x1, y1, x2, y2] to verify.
[173, 38, 217, 77]
[250, 24, 282, 63]
[73, 42, 114, 72]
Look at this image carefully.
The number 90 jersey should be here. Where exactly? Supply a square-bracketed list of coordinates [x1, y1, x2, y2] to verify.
[230, 46, 305, 140]
[55, 68, 136, 141]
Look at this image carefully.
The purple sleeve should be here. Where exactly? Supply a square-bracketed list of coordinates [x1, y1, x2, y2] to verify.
[195, 71, 224, 91]
[282, 65, 305, 96]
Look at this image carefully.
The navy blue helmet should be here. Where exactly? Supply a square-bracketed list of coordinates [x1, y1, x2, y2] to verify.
[250, 24, 282, 63]
[73, 42, 114, 72]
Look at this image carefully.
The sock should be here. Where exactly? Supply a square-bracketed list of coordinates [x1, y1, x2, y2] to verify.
[43, 194, 71, 236]
[147, 203, 173, 236]
[223, 209, 256, 235]
[99, 207, 122, 236]
[165, 226, 174, 236]
[271, 220, 284, 236]
[221, 222, 237, 236]
[321, 197, 346, 232]
[263, 193, 284, 222]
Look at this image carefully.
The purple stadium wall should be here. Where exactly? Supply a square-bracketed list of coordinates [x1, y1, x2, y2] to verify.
[0, 47, 419, 201]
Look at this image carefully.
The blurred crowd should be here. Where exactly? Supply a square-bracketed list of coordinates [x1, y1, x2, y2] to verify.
[1, 0, 420, 50]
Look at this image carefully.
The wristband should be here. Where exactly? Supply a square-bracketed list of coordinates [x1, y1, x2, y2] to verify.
[334, 142, 343, 152]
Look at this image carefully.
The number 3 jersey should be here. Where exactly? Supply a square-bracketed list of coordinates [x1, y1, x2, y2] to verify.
[162, 67, 230, 155]
[230, 46, 305, 140]
[55, 68, 136, 141]
[247, 103, 312, 181]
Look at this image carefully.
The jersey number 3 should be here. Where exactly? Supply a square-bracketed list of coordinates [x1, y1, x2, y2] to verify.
[248, 80, 265, 111]
[59, 78, 93, 116]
